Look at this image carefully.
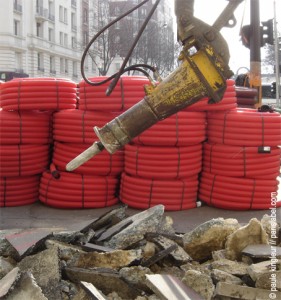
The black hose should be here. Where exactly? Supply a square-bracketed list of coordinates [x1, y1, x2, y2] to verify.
[80, 0, 161, 94]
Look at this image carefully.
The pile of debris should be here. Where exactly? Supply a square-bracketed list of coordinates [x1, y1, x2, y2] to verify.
[0, 205, 280, 300]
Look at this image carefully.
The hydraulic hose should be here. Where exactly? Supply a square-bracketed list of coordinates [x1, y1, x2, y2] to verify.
[124, 143, 202, 179]
[207, 108, 281, 146]
[39, 169, 119, 208]
[120, 172, 198, 211]
[203, 143, 281, 179]
[199, 172, 280, 210]
[0, 176, 40, 207]
[0, 110, 52, 144]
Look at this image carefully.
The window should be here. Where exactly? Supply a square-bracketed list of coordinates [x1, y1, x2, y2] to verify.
[64, 33, 68, 47]
[59, 32, 63, 45]
[50, 56, 55, 73]
[37, 52, 44, 71]
[36, 22, 43, 38]
[59, 5, 63, 22]
[60, 58, 64, 73]
[65, 59, 68, 73]
[115, 6, 120, 16]
[15, 52, 22, 70]
[114, 35, 120, 43]
[64, 8, 68, 23]
[73, 61, 78, 76]
[48, 28, 54, 42]
[115, 22, 120, 29]
[83, 31, 88, 45]
[71, 12, 77, 31]
[115, 63, 120, 71]
[14, 20, 20, 36]
[71, 36, 76, 49]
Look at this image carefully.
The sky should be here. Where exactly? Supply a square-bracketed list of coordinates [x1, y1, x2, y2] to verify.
[171, 0, 280, 75]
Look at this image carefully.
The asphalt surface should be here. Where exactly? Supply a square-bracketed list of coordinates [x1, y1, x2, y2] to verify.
[1, 201, 280, 233]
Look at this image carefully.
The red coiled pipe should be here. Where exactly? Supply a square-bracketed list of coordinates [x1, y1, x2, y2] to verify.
[125, 144, 202, 179]
[203, 143, 281, 179]
[78, 76, 150, 111]
[0, 78, 77, 110]
[39, 170, 119, 208]
[0, 176, 40, 207]
[53, 110, 118, 143]
[0, 144, 50, 177]
[120, 172, 198, 211]
[198, 172, 280, 210]
[0, 110, 52, 144]
[133, 111, 207, 146]
[52, 142, 124, 176]
[207, 109, 281, 146]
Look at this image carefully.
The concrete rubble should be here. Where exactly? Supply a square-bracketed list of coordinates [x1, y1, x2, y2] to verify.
[0, 204, 280, 300]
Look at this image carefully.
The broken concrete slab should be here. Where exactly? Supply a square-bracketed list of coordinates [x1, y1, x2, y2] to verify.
[247, 259, 281, 282]
[141, 245, 177, 268]
[80, 281, 107, 299]
[104, 205, 165, 249]
[0, 267, 21, 298]
[18, 245, 62, 299]
[183, 218, 240, 261]
[97, 219, 133, 242]
[180, 262, 211, 276]
[261, 214, 280, 245]
[255, 270, 281, 291]
[211, 269, 243, 285]
[182, 270, 215, 300]
[149, 235, 192, 265]
[80, 205, 128, 234]
[0, 230, 21, 258]
[0, 256, 16, 279]
[6, 271, 48, 300]
[65, 266, 141, 299]
[119, 266, 154, 293]
[209, 258, 249, 276]
[242, 244, 281, 260]
[4, 228, 53, 260]
[81, 243, 114, 253]
[68, 249, 143, 269]
[146, 274, 204, 300]
[215, 281, 281, 299]
[225, 218, 269, 261]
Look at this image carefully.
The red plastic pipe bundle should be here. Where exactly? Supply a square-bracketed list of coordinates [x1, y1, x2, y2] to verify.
[207, 109, 281, 147]
[120, 173, 198, 211]
[39, 170, 119, 208]
[53, 109, 118, 143]
[203, 143, 281, 179]
[0, 176, 41, 207]
[52, 142, 124, 176]
[125, 144, 202, 179]
[0, 110, 52, 144]
[0, 78, 77, 110]
[0, 109, 52, 206]
[133, 111, 207, 146]
[199, 172, 280, 210]
[185, 79, 237, 111]
[78, 76, 150, 111]
[235, 86, 257, 108]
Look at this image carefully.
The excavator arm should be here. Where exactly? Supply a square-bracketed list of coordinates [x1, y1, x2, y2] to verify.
[66, 0, 243, 171]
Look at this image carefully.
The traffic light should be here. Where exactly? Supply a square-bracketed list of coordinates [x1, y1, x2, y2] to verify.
[261, 19, 274, 46]
[271, 82, 276, 96]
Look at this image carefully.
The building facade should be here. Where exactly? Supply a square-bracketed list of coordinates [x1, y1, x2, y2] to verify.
[0, 0, 96, 82]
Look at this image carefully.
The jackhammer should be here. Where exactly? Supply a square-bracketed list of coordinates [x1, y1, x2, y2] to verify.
[66, 0, 243, 171]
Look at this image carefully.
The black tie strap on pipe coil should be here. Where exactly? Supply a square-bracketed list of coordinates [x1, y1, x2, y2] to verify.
[203, 143, 281, 179]
[185, 79, 237, 112]
[39, 169, 119, 209]
[132, 111, 207, 146]
[0, 110, 52, 144]
[199, 172, 280, 210]
[207, 108, 281, 146]
[0, 176, 40, 207]
[78, 76, 150, 111]
[124, 144, 202, 180]
[120, 173, 198, 211]
[0, 78, 77, 111]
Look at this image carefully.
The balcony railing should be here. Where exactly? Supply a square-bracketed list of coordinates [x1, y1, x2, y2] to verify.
[14, 3, 23, 13]
[38, 67, 45, 72]
[71, 25, 77, 32]
[48, 13, 55, 22]
[71, 0, 77, 8]
[36, 6, 48, 20]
